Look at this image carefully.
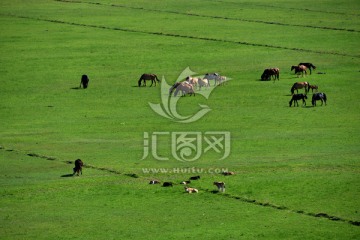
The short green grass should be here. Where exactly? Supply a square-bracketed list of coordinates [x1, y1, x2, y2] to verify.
[1, 0, 360, 239]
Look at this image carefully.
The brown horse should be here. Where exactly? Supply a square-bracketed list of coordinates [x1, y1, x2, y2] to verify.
[299, 63, 316, 74]
[261, 68, 279, 81]
[174, 82, 195, 97]
[138, 73, 160, 87]
[291, 65, 308, 77]
[291, 81, 310, 94]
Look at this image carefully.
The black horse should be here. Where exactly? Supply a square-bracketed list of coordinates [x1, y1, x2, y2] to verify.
[80, 75, 89, 89]
[312, 93, 327, 106]
[298, 63, 316, 74]
[289, 94, 307, 107]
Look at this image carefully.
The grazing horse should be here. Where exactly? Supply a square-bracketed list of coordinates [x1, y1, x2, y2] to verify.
[185, 76, 199, 87]
[309, 84, 318, 92]
[291, 65, 308, 77]
[261, 68, 279, 81]
[299, 63, 316, 74]
[80, 74, 89, 89]
[291, 81, 310, 94]
[312, 92, 327, 106]
[204, 73, 220, 86]
[73, 159, 83, 176]
[138, 73, 160, 87]
[213, 182, 225, 192]
[185, 187, 198, 193]
[289, 94, 308, 107]
[169, 82, 181, 95]
[197, 78, 210, 90]
[222, 171, 235, 176]
[174, 82, 195, 97]
[216, 75, 227, 86]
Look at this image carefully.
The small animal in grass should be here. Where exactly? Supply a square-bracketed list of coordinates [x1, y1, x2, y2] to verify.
[149, 180, 160, 184]
[214, 182, 226, 192]
[189, 176, 200, 180]
[185, 187, 198, 193]
[162, 182, 173, 187]
[180, 180, 191, 185]
[309, 85, 318, 92]
[73, 159, 83, 176]
[222, 171, 235, 176]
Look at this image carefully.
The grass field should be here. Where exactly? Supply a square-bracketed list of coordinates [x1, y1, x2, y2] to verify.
[1, 0, 360, 239]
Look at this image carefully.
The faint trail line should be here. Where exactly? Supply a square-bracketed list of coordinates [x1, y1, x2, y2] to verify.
[1, 146, 359, 227]
[2, 13, 359, 58]
[212, 0, 360, 17]
[202, 189, 360, 227]
[55, 0, 360, 33]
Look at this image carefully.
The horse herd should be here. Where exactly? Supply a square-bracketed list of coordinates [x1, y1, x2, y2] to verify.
[261, 62, 327, 107]
[136, 72, 226, 97]
[80, 62, 327, 107]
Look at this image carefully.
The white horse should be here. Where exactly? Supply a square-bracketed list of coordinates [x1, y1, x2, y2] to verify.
[197, 78, 210, 90]
[204, 73, 219, 86]
[216, 76, 227, 86]
[185, 76, 198, 87]
[174, 82, 195, 97]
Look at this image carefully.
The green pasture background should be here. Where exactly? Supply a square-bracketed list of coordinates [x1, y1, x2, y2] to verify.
[1, 0, 359, 239]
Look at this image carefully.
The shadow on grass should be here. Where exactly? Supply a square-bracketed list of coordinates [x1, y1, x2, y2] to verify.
[61, 174, 74, 178]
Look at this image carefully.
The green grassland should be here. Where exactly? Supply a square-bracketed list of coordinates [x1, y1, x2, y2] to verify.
[1, 0, 360, 239]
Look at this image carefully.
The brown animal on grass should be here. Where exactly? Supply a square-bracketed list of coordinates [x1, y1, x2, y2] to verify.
[73, 159, 83, 176]
[291, 65, 308, 77]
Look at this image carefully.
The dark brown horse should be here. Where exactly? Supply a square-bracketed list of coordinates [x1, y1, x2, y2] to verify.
[291, 82, 310, 94]
[73, 159, 83, 176]
[138, 73, 160, 87]
[261, 68, 280, 81]
[289, 94, 307, 107]
[299, 63, 316, 74]
[291, 65, 308, 77]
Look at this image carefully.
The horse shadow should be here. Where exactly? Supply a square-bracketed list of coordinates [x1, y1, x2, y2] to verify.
[70, 87, 81, 90]
[60, 173, 74, 178]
